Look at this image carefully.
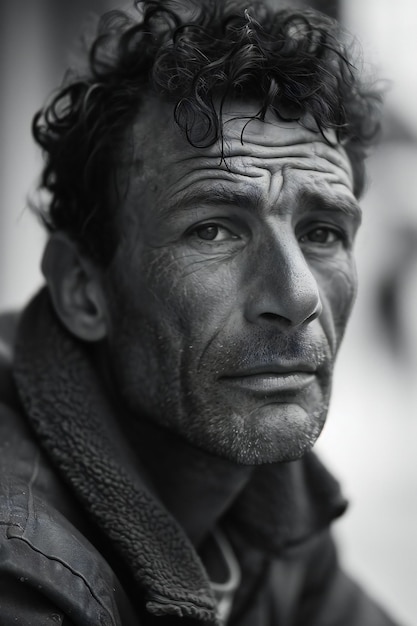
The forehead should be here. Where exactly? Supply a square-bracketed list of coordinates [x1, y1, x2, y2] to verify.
[123, 98, 355, 214]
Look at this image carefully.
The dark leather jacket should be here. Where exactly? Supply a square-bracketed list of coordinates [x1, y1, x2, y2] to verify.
[0, 290, 400, 625]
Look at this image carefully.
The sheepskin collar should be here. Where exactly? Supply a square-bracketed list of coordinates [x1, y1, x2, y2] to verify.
[13, 289, 347, 623]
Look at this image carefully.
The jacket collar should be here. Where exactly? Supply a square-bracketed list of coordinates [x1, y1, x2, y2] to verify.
[13, 289, 346, 623]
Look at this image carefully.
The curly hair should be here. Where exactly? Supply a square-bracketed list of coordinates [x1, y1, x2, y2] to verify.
[33, 0, 382, 265]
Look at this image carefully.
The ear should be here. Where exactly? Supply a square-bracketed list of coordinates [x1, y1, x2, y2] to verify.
[41, 233, 108, 342]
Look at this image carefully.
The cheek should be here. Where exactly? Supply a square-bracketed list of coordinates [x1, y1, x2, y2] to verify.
[143, 248, 239, 339]
[105, 250, 240, 417]
[107, 248, 238, 371]
[330, 262, 357, 322]
[315, 257, 357, 347]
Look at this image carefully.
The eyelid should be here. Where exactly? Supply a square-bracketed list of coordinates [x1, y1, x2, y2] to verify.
[297, 223, 349, 249]
[195, 223, 237, 242]
[303, 227, 341, 240]
[186, 217, 246, 238]
[297, 217, 351, 240]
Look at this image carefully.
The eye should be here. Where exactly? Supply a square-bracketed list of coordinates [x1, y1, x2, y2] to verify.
[299, 226, 344, 246]
[191, 223, 238, 242]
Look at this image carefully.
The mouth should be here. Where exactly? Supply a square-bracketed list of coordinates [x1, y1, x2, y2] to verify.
[220, 363, 317, 396]
[219, 364, 318, 395]
[220, 372, 316, 395]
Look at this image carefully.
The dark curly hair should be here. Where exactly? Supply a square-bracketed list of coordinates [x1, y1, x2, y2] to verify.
[33, 0, 382, 265]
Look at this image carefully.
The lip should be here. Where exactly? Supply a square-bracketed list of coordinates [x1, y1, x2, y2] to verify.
[219, 364, 317, 395]
[222, 362, 317, 376]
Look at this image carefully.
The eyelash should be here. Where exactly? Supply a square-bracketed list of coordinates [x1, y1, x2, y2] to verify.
[298, 225, 346, 246]
[188, 222, 238, 243]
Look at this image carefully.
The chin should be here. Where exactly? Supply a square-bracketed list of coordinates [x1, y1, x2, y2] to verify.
[188, 402, 327, 466]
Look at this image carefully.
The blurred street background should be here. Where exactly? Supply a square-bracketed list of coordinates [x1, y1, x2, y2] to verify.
[0, 1, 416, 624]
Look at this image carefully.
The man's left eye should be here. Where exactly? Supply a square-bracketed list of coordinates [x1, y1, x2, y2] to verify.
[192, 224, 237, 242]
[299, 227, 343, 245]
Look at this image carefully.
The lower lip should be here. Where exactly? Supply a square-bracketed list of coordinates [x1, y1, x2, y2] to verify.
[220, 372, 316, 394]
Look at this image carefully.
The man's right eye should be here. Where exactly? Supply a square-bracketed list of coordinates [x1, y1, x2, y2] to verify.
[191, 223, 238, 242]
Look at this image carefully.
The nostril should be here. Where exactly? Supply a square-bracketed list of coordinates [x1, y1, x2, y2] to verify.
[257, 299, 321, 328]
[259, 312, 292, 326]
[304, 301, 322, 325]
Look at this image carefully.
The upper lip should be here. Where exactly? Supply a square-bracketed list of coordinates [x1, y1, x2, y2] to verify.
[220, 362, 318, 378]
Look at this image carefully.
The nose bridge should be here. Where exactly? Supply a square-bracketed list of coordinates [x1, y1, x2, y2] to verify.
[245, 224, 322, 327]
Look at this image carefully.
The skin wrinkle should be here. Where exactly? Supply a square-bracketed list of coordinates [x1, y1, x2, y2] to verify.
[220, 122, 354, 174]
[173, 150, 351, 177]
[223, 145, 351, 170]
[195, 294, 238, 375]
[123, 135, 354, 223]
[173, 148, 349, 167]
[222, 147, 352, 174]
[162, 151, 354, 221]
[327, 264, 357, 333]
[274, 165, 287, 213]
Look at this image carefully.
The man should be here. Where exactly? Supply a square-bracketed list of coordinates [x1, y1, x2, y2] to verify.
[0, 1, 398, 624]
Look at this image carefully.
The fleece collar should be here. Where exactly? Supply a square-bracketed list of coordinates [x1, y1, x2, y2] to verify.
[13, 289, 347, 623]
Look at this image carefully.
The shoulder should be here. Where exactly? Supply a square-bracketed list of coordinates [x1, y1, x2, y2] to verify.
[0, 402, 138, 625]
[0, 476, 135, 625]
[0, 313, 138, 626]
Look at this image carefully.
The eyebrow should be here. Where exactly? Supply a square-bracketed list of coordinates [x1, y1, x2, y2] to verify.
[299, 190, 362, 223]
[162, 185, 264, 219]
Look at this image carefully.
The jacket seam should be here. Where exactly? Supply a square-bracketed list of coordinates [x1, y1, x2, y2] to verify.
[6, 534, 117, 626]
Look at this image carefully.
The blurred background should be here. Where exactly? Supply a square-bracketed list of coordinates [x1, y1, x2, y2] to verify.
[0, 1, 416, 624]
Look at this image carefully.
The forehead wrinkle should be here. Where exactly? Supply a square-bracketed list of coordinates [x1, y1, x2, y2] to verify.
[222, 136, 353, 185]
[220, 136, 345, 160]
[167, 157, 347, 198]
[280, 161, 353, 193]
[261, 162, 357, 221]
[262, 167, 283, 213]
[172, 143, 352, 180]
[310, 141, 353, 182]
[221, 116, 320, 146]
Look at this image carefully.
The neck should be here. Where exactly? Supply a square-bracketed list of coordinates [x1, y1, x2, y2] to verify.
[126, 415, 253, 548]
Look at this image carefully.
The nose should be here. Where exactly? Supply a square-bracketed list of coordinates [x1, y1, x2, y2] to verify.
[244, 233, 322, 328]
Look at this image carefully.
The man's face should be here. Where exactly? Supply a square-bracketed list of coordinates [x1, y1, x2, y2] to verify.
[102, 100, 360, 464]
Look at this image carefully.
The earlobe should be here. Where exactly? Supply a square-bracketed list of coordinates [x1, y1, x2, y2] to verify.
[41, 233, 108, 342]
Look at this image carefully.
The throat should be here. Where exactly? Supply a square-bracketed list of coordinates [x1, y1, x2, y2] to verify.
[127, 415, 253, 548]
